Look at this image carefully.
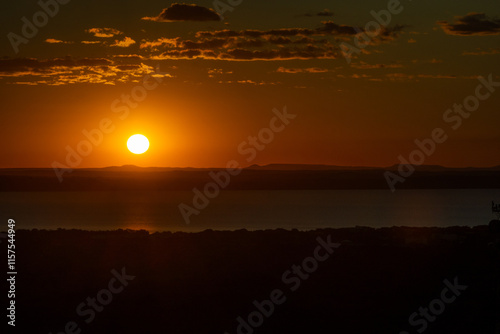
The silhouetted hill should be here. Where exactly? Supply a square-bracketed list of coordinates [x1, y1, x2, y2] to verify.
[246, 163, 382, 170]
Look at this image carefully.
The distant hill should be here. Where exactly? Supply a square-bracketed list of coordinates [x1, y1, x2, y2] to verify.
[245, 164, 382, 171]
[385, 164, 500, 172]
[246, 163, 500, 172]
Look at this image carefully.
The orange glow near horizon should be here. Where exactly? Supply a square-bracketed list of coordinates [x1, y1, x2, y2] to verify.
[1, 1, 500, 169]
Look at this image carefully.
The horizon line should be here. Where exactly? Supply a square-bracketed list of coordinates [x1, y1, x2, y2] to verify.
[1, 163, 500, 170]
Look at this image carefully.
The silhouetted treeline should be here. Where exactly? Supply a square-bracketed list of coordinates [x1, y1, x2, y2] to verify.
[9, 226, 500, 333]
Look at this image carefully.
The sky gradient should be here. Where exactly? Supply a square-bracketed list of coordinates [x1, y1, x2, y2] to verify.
[0, 0, 499, 168]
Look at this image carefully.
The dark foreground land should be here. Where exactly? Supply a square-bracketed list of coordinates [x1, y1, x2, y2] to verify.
[8, 226, 500, 333]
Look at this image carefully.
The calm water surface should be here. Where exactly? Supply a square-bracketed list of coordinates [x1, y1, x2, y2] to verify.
[1, 189, 498, 232]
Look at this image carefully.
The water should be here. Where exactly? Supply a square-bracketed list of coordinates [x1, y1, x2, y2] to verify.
[1, 189, 498, 232]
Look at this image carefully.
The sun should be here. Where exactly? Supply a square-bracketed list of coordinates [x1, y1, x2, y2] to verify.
[127, 134, 149, 154]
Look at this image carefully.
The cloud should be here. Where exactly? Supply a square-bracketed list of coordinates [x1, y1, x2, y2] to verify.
[46, 31, 135, 48]
[0, 57, 112, 73]
[217, 79, 279, 86]
[110, 37, 136, 47]
[351, 61, 403, 69]
[207, 68, 233, 78]
[416, 74, 457, 79]
[138, 21, 405, 61]
[229, 38, 267, 48]
[276, 67, 329, 73]
[142, 3, 221, 22]
[180, 38, 228, 50]
[140, 38, 179, 50]
[45, 38, 72, 44]
[0, 57, 171, 85]
[195, 21, 404, 39]
[195, 27, 316, 38]
[350, 74, 371, 79]
[152, 47, 338, 61]
[438, 13, 500, 36]
[86, 28, 122, 38]
[319, 21, 358, 35]
[384, 73, 476, 81]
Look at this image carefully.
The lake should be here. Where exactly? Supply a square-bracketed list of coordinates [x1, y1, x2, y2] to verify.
[1, 189, 498, 232]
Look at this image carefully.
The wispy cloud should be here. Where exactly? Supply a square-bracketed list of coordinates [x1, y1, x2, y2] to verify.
[45, 38, 73, 44]
[276, 67, 329, 73]
[110, 37, 136, 47]
[138, 21, 405, 61]
[140, 38, 179, 50]
[384, 73, 475, 81]
[142, 3, 221, 22]
[86, 28, 122, 38]
[0, 57, 171, 85]
[351, 62, 403, 69]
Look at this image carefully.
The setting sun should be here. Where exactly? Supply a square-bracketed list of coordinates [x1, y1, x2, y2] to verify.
[127, 134, 149, 154]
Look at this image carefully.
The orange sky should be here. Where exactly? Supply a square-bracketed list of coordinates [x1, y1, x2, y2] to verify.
[0, 0, 499, 168]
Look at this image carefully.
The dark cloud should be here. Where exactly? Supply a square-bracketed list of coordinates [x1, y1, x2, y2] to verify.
[139, 21, 405, 61]
[156, 49, 203, 59]
[230, 39, 267, 48]
[438, 13, 500, 36]
[266, 37, 294, 45]
[378, 24, 406, 41]
[181, 38, 228, 50]
[319, 21, 358, 35]
[156, 47, 338, 61]
[142, 3, 221, 22]
[195, 21, 404, 39]
[196, 27, 316, 38]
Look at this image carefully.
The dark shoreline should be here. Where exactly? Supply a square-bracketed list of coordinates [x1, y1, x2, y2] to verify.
[9, 226, 500, 333]
[2, 168, 500, 191]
